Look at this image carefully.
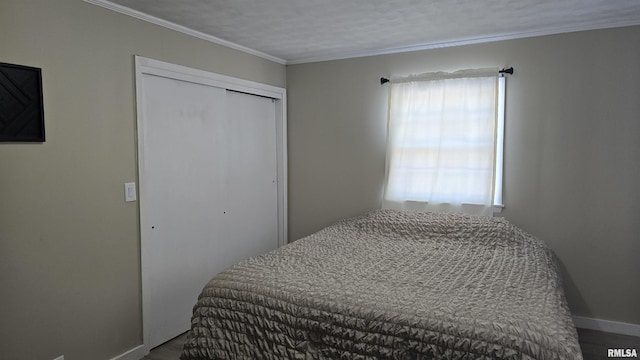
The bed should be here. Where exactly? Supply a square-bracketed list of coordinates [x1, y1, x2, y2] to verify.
[180, 209, 582, 359]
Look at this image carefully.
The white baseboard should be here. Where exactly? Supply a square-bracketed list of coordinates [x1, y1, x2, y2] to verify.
[109, 344, 147, 360]
[573, 316, 640, 337]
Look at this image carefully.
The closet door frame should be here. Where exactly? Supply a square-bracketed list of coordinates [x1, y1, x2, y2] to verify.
[134, 56, 287, 355]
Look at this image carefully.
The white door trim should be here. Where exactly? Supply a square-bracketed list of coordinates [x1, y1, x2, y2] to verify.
[134, 56, 287, 355]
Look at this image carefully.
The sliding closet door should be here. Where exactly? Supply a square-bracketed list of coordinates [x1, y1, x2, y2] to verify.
[223, 90, 278, 259]
[139, 73, 278, 349]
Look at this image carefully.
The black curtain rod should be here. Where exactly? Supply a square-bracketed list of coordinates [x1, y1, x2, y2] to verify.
[380, 67, 514, 85]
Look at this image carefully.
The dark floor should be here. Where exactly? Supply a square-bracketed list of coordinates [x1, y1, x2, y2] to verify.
[143, 332, 188, 360]
[577, 328, 639, 360]
[144, 329, 639, 360]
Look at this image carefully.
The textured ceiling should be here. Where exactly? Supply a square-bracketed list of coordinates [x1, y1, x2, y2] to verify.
[100, 0, 640, 64]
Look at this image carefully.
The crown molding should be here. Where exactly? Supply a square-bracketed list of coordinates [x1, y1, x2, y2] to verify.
[83, 0, 640, 66]
[287, 19, 640, 64]
[82, 0, 286, 65]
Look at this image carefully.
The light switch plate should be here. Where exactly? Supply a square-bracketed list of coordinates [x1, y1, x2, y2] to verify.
[124, 182, 137, 202]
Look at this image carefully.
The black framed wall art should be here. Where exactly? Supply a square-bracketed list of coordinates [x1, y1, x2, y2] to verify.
[0, 62, 45, 142]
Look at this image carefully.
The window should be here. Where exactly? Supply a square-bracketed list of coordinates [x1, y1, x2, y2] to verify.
[382, 68, 505, 216]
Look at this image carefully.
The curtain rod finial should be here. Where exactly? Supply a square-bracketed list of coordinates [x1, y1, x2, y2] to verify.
[380, 77, 390, 85]
[499, 67, 514, 75]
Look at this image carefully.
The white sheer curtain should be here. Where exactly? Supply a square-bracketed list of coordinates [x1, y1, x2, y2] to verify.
[382, 68, 500, 216]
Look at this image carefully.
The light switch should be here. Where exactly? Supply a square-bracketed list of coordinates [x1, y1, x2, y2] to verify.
[124, 182, 137, 202]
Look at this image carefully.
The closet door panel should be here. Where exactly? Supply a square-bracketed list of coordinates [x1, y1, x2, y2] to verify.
[221, 90, 278, 263]
[141, 74, 228, 348]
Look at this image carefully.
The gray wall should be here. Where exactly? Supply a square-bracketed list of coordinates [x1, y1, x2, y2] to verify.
[0, 1, 285, 359]
[287, 26, 640, 325]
